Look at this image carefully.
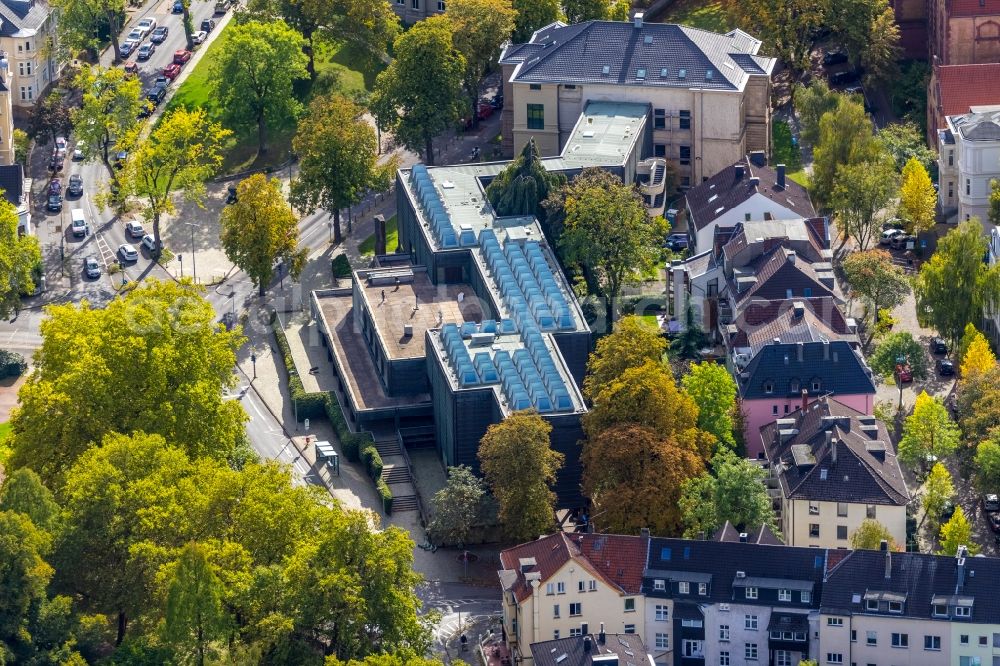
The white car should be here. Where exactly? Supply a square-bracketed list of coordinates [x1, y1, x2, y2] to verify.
[127, 27, 145, 42]
[72, 141, 84, 160]
[141, 234, 156, 252]
[192, 30, 207, 45]
[136, 18, 156, 36]
[880, 228, 904, 245]
[118, 244, 139, 263]
[125, 220, 145, 238]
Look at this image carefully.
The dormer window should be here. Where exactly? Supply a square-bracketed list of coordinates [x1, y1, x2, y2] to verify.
[764, 381, 774, 394]
[679, 581, 690, 594]
[866, 599, 878, 612]
[654, 579, 665, 591]
[933, 604, 948, 617]
[955, 606, 972, 617]
[812, 380, 821, 392]
[745, 587, 758, 600]
[888, 601, 903, 613]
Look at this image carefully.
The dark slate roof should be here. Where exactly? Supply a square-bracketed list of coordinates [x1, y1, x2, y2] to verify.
[712, 521, 783, 545]
[0, 163, 24, 206]
[767, 612, 809, 634]
[822, 547, 1000, 623]
[530, 633, 649, 666]
[729, 247, 835, 306]
[501, 21, 775, 90]
[738, 339, 875, 401]
[760, 396, 908, 505]
[0, 0, 50, 36]
[685, 157, 815, 229]
[957, 115, 1000, 141]
[729, 297, 857, 354]
[721, 219, 829, 266]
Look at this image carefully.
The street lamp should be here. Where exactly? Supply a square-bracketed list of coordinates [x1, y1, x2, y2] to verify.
[178, 254, 183, 278]
[183, 222, 199, 283]
[251, 352, 257, 380]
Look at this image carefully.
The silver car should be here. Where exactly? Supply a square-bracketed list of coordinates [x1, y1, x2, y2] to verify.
[84, 256, 101, 279]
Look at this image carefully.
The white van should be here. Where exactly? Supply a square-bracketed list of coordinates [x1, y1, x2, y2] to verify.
[71, 209, 88, 238]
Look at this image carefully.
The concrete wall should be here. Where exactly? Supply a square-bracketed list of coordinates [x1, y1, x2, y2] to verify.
[511, 82, 562, 157]
[643, 597, 675, 665]
[782, 498, 907, 550]
[744, 392, 874, 458]
[950, 623, 1000, 666]
[821, 613, 953, 665]
[955, 130, 1000, 223]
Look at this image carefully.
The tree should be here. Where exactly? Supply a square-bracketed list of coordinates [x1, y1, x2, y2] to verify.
[371, 16, 466, 166]
[52, 0, 127, 63]
[118, 108, 230, 257]
[12, 129, 28, 167]
[899, 391, 961, 467]
[868, 331, 929, 381]
[849, 519, 898, 550]
[0, 468, 60, 532]
[448, 0, 516, 127]
[427, 465, 485, 546]
[681, 361, 737, 451]
[938, 505, 978, 556]
[722, 0, 828, 74]
[72, 66, 144, 181]
[922, 462, 955, 531]
[493, 138, 566, 225]
[7, 280, 248, 485]
[564, 0, 612, 22]
[0, 196, 41, 321]
[831, 155, 899, 252]
[898, 156, 937, 234]
[582, 314, 666, 401]
[212, 20, 308, 155]
[957, 364, 1000, 446]
[961, 332, 996, 378]
[914, 219, 1000, 345]
[974, 435, 1000, 491]
[679, 448, 778, 538]
[555, 168, 668, 322]
[29, 92, 73, 147]
[794, 80, 840, 147]
[842, 250, 910, 346]
[582, 424, 704, 535]
[163, 542, 228, 665]
[671, 298, 710, 361]
[221, 174, 308, 296]
[511, 0, 560, 42]
[478, 410, 563, 543]
[959, 322, 983, 367]
[811, 95, 879, 207]
[584, 361, 716, 462]
[0, 511, 59, 659]
[990, 179, 1000, 226]
[859, 4, 901, 86]
[291, 94, 395, 244]
[878, 122, 937, 172]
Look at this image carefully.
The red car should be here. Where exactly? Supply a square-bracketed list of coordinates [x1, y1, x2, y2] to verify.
[123, 61, 139, 76]
[895, 360, 913, 383]
[477, 102, 494, 120]
[173, 49, 192, 64]
[162, 63, 182, 80]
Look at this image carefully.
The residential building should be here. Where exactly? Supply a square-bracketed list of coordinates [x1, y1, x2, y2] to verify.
[890, 0, 1000, 64]
[0, 0, 62, 110]
[927, 62, 1000, 146]
[713, 521, 783, 546]
[760, 395, 909, 549]
[0, 54, 14, 166]
[0, 162, 30, 233]
[386, 0, 443, 25]
[498, 15, 775, 185]
[529, 632, 653, 666]
[937, 108, 1000, 223]
[498, 533, 647, 664]
[681, 156, 815, 252]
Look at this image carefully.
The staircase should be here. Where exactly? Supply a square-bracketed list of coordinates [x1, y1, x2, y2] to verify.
[375, 438, 402, 457]
[392, 494, 419, 512]
[381, 465, 412, 485]
[399, 425, 436, 450]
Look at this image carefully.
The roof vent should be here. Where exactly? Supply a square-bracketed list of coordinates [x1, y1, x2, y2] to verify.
[636, 68, 646, 79]
[601, 65, 610, 75]
[736, 571, 746, 578]
[739, 532, 748, 543]
[644, 35, 653, 44]
[678, 68, 686, 79]
[633, 11, 643, 28]
[705, 69, 714, 80]
[660, 68, 668, 77]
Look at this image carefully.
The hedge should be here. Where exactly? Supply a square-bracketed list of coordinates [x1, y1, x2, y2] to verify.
[361, 445, 384, 481]
[377, 478, 394, 514]
[271, 322, 326, 419]
[322, 394, 374, 463]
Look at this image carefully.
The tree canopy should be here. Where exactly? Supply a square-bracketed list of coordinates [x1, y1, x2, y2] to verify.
[922, 462, 955, 531]
[582, 315, 666, 401]
[960, 328, 996, 378]
[680, 361, 737, 451]
[811, 95, 879, 207]
[52, 0, 126, 62]
[679, 448, 778, 538]
[957, 364, 1000, 446]
[448, 0, 516, 123]
[795, 80, 840, 147]
[898, 156, 937, 234]
[490, 139, 566, 224]
[0, 195, 41, 321]
[878, 122, 937, 172]
[72, 66, 144, 181]
[722, 0, 827, 74]
[427, 465, 486, 547]
[849, 519, 898, 550]
[869, 331, 929, 380]
[975, 434, 1000, 492]
[511, 0, 560, 42]
[831, 153, 899, 252]
[842, 250, 910, 346]
[938, 505, 978, 556]
[899, 391, 960, 467]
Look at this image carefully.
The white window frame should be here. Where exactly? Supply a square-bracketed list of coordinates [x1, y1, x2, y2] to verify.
[569, 602, 581, 617]
[678, 581, 690, 594]
[778, 589, 791, 602]
[556, 582, 565, 594]
[745, 642, 758, 661]
[826, 654, 843, 664]
[653, 579, 665, 591]
[891, 632, 908, 648]
[745, 587, 758, 600]
[654, 605, 668, 622]
[654, 633, 668, 649]
[745, 614, 758, 630]
[719, 651, 730, 666]
[719, 624, 730, 641]
[698, 582, 707, 596]
[827, 617, 843, 627]
[956, 606, 972, 617]
[801, 591, 812, 603]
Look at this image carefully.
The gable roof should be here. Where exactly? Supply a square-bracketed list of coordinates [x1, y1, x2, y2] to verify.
[684, 157, 815, 229]
[712, 520, 783, 545]
[728, 247, 835, 306]
[499, 533, 647, 603]
[761, 396, 908, 505]
[728, 297, 856, 354]
[530, 633, 649, 666]
[738, 340, 875, 401]
[501, 21, 775, 91]
[933, 63, 1000, 129]
[0, 164, 24, 207]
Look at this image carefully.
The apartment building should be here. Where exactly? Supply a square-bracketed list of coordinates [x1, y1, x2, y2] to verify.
[760, 396, 909, 549]
[927, 62, 1000, 146]
[529, 632, 653, 666]
[0, 0, 61, 109]
[498, 15, 775, 185]
[937, 108, 1000, 224]
[386, 0, 443, 25]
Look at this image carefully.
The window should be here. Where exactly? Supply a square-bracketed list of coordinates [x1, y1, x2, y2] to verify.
[892, 632, 908, 648]
[933, 604, 948, 617]
[888, 601, 903, 613]
[981, 636, 988, 646]
[529, 84, 541, 90]
[994, 632, 1000, 647]
[776, 651, 792, 666]
[680, 619, 703, 628]
[678, 581, 690, 594]
[570, 627, 582, 637]
[19, 86, 32, 101]
[624, 624, 635, 634]
[564, 84, 576, 89]
[866, 631, 877, 646]
[556, 582, 565, 594]
[745, 212, 752, 222]
[949, 150, 954, 166]
[526, 104, 544, 130]
[624, 598, 635, 612]
[18, 61, 32, 76]
[949, 182, 954, 198]
[698, 583, 707, 596]
[553, 605, 560, 618]
[653, 109, 665, 129]
[745, 614, 758, 630]
[960, 658, 982, 666]
[956, 606, 972, 617]
[809, 502, 820, 515]
[719, 651, 730, 666]
[681, 640, 703, 658]
[826, 654, 843, 664]
[837, 502, 848, 517]
[588, 580, 596, 592]
[924, 635, 941, 651]
[801, 591, 812, 603]
[553, 630, 560, 639]
[654, 633, 668, 649]
[679, 110, 690, 129]
[578, 581, 585, 593]
[745, 587, 758, 600]
[569, 603, 581, 616]
[850, 629, 857, 642]
[437, 0, 445, 10]
[784, 404, 790, 414]
[653, 579, 665, 591]
[967, 179, 971, 195]
[745, 642, 758, 661]
[811, 379, 820, 390]
[772, 405, 779, 415]
[720, 625, 730, 641]
[866, 599, 878, 611]
[654, 605, 669, 621]
[961, 634, 970, 645]
[679, 145, 691, 165]
[24, 41, 30, 51]
[837, 525, 848, 540]
[866, 505, 877, 519]
[827, 618, 844, 627]
[410, 0, 419, 9]
[546, 583, 554, 595]
[778, 589, 791, 602]
[654, 143, 666, 158]
[809, 524, 820, 538]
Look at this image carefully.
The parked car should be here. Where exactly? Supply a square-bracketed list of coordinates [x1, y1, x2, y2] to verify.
[830, 69, 860, 86]
[983, 493, 1000, 513]
[120, 39, 139, 57]
[489, 93, 503, 109]
[226, 185, 238, 204]
[665, 233, 689, 251]
[125, 220, 145, 238]
[55, 136, 67, 154]
[71, 210, 88, 238]
[880, 228, 903, 245]
[894, 356, 913, 383]
[200, 18, 216, 33]
[68, 174, 83, 196]
[72, 141, 85, 160]
[174, 49, 192, 64]
[823, 50, 849, 67]
[136, 18, 156, 36]
[890, 233, 914, 250]
[137, 43, 156, 60]
[214, 0, 231, 13]
[162, 63, 182, 80]
[154, 75, 168, 88]
[141, 234, 156, 252]
[192, 31, 208, 45]
[989, 512, 1000, 534]
[84, 255, 101, 279]
[146, 83, 167, 106]
[127, 27, 145, 42]
[931, 337, 948, 354]
[48, 178, 62, 195]
[48, 153, 63, 171]
[123, 61, 139, 76]
[150, 26, 169, 43]
[477, 102, 493, 120]
[115, 150, 128, 168]
[173, 0, 184, 12]
[118, 244, 139, 263]
[47, 192, 62, 211]
[937, 358, 955, 376]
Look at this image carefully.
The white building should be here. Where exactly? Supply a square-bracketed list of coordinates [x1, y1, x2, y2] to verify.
[937, 107, 1000, 224]
[0, 0, 62, 109]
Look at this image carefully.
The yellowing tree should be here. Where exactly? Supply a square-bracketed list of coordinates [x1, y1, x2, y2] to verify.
[849, 519, 898, 550]
[938, 505, 979, 556]
[922, 462, 955, 532]
[962, 333, 996, 377]
[898, 156, 937, 234]
[898, 391, 960, 467]
[582, 315, 666, 400]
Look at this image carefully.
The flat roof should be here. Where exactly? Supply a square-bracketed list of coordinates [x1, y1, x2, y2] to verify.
[543, 100, 648, 170]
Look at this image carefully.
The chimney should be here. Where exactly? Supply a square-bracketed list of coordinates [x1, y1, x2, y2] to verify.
[883, 541, 892, 580]
[777, 164, 786, 190]
[749, 176, 760, 187]
[823, 340, 830, 360]
[831, 437, 837, 464]
[598, 623, 606, 644]
[957, 548, 967, 592]
[786, 250, 796, 264]
[583, 636, 593, 654]
[734, 163, 745, 180]
[633, 11, 643, 28]
[793, 301, 805, 318]
[801, 388, 808, 412]
[640, 527, 650, 538]
[797, 341, 804, 362]
[739, 532, 748, 543]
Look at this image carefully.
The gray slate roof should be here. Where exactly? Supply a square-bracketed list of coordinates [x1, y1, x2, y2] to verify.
[738, 339, 875, 401]
[0, 163, 25, 207]
[0, 0, 50, 36]
[530, 633, 649, 666]
[501, 21, 775, 91]
[713, 521, 784, 545]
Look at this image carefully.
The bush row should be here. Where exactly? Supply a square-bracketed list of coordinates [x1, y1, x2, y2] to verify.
[377, 478, 393, 514]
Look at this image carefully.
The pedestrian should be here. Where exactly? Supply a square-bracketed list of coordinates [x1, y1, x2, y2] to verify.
[381, 289, 386, 303]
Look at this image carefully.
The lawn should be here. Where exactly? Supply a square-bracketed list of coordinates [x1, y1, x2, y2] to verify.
[166, 25, 385, 175]
[359, 215, 398, 256]
[771, 119, 809, 189]
[658, 0, 732, 32]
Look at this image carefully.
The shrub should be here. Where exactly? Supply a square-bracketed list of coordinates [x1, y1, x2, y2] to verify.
[271, 322, 325, 419]
[361, 445, 384, 481]
[0, 350, 27, 379]
[377, 478, 394, 514]
[322, 393, 374, 463]
[331, 254, 352, 279]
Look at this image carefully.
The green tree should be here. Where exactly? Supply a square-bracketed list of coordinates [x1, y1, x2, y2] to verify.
[975, 435, 1000, 492]
[7, 280, 248, 485]
[555, 168, 668, 322]
[681, 361, 737, 451]
[427, 465, 485, 546]
[842, 250, 910, 347]
[899, 391, 961, 468]
[291, 94, 395, 244]
[212, 20, 308, 154]
[794, 79, 840, 147]
[914, 218, 1000, 345]
[679, 448, 778, 538]
[922, 462, 955, 531]
[582, 314, 666, 401]
[0, 468, 60, 532]
[938, 505, 978, 556]
[563, 0, 611, 22]
[671, 298, 710, 361]
[221, 174, 308, 296]
[478, 410, 563, 543]
[448, 0, 516, 127]
[119, 108, 230, 257]
[511, 0, 560, 42]
[52, 0, 127, 62]
[493, 138, 566, 225]
[898, 156, 937, 234]
[72, 66, 144, 181]
[812, 95, 879, 207]
[878, 122, 937, 172]
[29, 91, 74, 147]
[859, 4, 901, 86]
[12, 129, 29, 167]
[163, 542, 228, 665]
[849, 519, 898, 550]
[723, 0, 828, 74]
[0, 196, 41, 321]
[831, 154, 899, 252]
[371, 16, 466, 166]
[990, 179, 1000, 226]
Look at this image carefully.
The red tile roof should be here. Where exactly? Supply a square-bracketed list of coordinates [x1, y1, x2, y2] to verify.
[935, 63, 1000, 126]
[499, 533, 647, 603]
[949, 0, 1000, 15]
